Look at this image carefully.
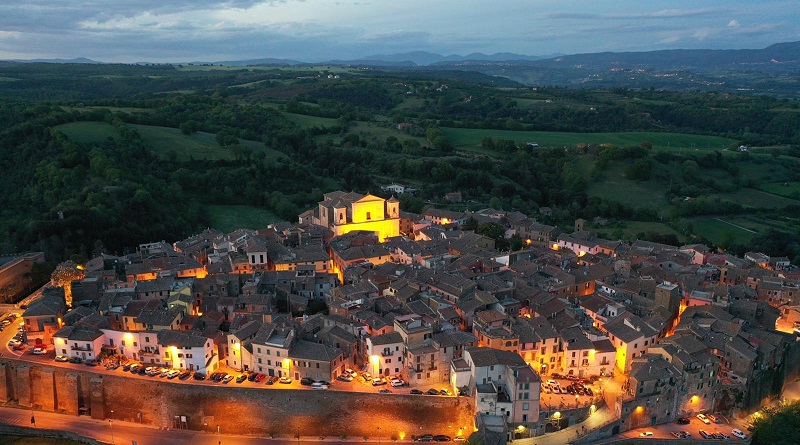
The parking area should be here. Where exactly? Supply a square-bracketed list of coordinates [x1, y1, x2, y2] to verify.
[539, 376, 602, 410]
[624, 413, 749, 441]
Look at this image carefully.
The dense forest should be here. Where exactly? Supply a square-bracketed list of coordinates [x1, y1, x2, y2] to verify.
[0, 63, 799, 269]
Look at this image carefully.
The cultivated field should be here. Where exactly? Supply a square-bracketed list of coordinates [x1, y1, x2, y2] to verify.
[442, 128, 736, 151]
[54, 121, 119, 143]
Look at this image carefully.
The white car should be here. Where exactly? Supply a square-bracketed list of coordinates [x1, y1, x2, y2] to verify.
[167, 369, 181, 379]
[55, 355, 69, 362]
[639, 431, 653, 437]
[8, 339, 21, 347]
[731, 429, 746, 439]
[32, 347, 46, 355]
[390, 378, 405, 387]
[312, 382, 329, 390]
[697, 413, 711, 424]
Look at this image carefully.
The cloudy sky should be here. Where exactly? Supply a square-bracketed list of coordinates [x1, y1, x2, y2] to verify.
[1, 0, 798, 63]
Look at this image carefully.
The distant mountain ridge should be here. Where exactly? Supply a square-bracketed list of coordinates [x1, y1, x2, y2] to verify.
[528, 41, 800, 71]
[1, 57, 100, 64]
[3, 41, 800, 72]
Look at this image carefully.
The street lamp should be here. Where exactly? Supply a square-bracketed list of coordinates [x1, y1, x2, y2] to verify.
[217, 424, 221, 445]
[377, 426, 381, 445]
[109, 410, 115, 445]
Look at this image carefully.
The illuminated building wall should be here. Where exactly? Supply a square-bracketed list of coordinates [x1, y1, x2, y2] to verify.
[316, 192, 400, 242]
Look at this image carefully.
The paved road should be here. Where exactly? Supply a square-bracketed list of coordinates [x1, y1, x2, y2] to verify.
[0, 406, 411, 445]
[514, 405, 615, 445]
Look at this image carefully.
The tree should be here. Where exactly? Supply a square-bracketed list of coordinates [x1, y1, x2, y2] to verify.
[750, 400, 800, 445]
[625, 159, 652, 181]
[51, 260, 85, 307]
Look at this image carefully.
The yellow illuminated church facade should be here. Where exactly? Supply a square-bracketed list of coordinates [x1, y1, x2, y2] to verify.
[313, 191, 400, 242]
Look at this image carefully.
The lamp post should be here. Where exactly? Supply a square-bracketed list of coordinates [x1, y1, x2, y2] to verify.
[377, 426, 381, 445]
[109, 410, 115, 445]
[217, 424, 221, 445]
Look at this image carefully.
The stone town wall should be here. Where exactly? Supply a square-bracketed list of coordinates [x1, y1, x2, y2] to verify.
[0, 358, 474, 439]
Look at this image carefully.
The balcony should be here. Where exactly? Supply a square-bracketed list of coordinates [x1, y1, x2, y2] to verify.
[139, 348, 160, 356]
[70, 345, 92, 352]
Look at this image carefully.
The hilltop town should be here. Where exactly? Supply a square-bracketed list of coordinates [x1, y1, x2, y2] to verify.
[7, 190, 800, 442]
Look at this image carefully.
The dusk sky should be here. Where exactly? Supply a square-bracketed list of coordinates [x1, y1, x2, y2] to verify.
[1, 0, 798, 63]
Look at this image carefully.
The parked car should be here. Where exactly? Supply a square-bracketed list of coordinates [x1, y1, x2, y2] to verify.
[345, 368, 356, 377]
[267, 376, 278, 385]
[55, 355, 69, 362]
[378, 388, 391, 394]
[453, 436, 465, 442]
[338, 374, 353, 382]
[279, 376, 292, 384]
[7, 339, 21, 347]
[105, 363, 120, 370]
[584, 386, 594, 396]
[416, 435, 433, 442]
[236, 374, 247, 383]
[69, 357, 83, 364]
[254, 373, 266, 383]
[639, 431, 653, 437]
[699, 430, 710, 439]
[312, 382, 329, 390]
[390, 378, 405, 387]
[84, 359, 98, 366]
[671, 432, 681, 438]
[676, 417, 691, 425]
[427, 389, 440, 395]
[167, 369, 181, 379]
[697, 413, 711, 424]
[32, 347, 46, 355]
[179, 371, 192, 380]
[433, 435, 451, 442]
[707, 414, 718, 423]
[371, 377, 387, 386]
[439, 388, 451, 396]
[731, 429, 746, 439]
[222, 374, 234, 384]
[410, 389, 423, 395]
[193, 373, 206, 381]
[12, 343, 25, 351]
[159, 368, 170, 378]
[300, 377, 315, 386]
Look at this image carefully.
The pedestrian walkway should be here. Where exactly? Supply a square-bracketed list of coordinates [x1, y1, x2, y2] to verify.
[514, 404, 616, 445]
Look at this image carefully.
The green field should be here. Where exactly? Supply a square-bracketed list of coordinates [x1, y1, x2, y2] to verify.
[53, 121, 119, 143]
[692, 218, 759, 245]
[596, 221, 684, 241]
[718, 188, 800, 209]
[283, 112, 339, 128]
[204, 205, 283, 232]
[759, 181, 800, 199]
[128, 125, 284, 161]
[61, 105, 152, 114]
[442, 128, 736, 151]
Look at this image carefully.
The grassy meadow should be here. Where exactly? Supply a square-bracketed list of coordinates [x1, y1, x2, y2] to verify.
[204, 205, 283, 232]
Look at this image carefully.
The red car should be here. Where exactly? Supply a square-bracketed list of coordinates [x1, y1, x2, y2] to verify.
[254, 373, 266, 383]
[12, 343, 26, 351]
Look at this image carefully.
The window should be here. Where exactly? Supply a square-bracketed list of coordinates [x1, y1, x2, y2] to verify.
[522, 403, 529, 410]
[366, 212, 371, 220]
[572, 351, 576, 357]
